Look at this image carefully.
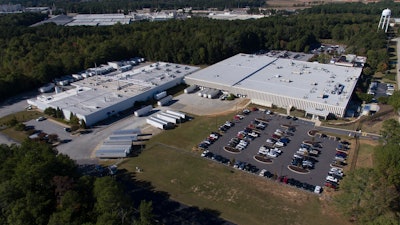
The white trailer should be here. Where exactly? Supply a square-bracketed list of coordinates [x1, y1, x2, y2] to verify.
[146, 117, 166, 129]
[103, 140, 134, 146]
[207, 89, 220, 99]
[108, 135, 138, 141]
[157, 95, 173, 106]
[160, 112, 181, 122]
[119, 65, 132, 72]
[113, 128, 141, 135]
[166, 110, 186, 120]
[198, 89, 206, 97]
[157, 113, 178, 124]
[95, 149, 128, 158]
[72, 74, 83, 80]
[202, 88, 210, 98]
[154, 91, 167, 100]
[184, 85, 198, 94]
[134, 105, 153, 117]
[38, 83, 55, 93]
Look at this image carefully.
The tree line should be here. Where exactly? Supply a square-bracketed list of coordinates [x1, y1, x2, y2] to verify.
[0, 9, 389, 101]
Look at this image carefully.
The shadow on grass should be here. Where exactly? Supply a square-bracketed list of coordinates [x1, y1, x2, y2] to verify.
[117, 169, 235, 225]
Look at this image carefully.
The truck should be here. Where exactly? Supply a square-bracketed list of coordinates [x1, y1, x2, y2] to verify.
[157, 95, 173, 106]
[38, 83, 55, 93]
[207, 89, 220, 99]
[184, 85, 198, 94]
[154, 91, 167, 100]
[134, 105, 153, 117]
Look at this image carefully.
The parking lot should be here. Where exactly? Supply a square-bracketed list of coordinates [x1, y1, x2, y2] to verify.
[200, 109, 346, 189]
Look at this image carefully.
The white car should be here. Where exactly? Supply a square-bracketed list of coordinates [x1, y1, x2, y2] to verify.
[272, 147, 282, 154]
[259, 169, 267, 176]
[330, 168, 343, 173]
[314, 186, 322, 194]
[248, 132, 259, 138]
[266, 138, 276, 144]
[275, 141, 285, 147]
[236, 145, 245, 150]
[201, 150, 209, 157]
[256, 123, 266, 129]
[267, 151, 278, 158]
[326, 175, 338, 183]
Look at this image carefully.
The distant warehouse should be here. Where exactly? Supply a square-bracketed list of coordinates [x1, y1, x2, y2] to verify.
[28, 61, 199, 126]
[184, 53, 363, 119]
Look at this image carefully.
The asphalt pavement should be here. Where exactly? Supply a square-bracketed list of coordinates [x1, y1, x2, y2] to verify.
[204, 110, 346, 187]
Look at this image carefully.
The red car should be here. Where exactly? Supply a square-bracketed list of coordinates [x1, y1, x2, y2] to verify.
[272, 134, 281, 139]
[324, 182, 338, 190]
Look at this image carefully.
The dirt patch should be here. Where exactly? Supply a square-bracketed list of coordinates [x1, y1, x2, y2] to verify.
[288, 165, 310, 174]
[254, 155, 273, 164]
[224, 146, 241, 153]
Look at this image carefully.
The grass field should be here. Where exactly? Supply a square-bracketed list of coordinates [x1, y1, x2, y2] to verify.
[0, 110, 42, 126]
[0, 110, 43, 142]
[119, 113, 351, 225]
[356, 141, 377, 169]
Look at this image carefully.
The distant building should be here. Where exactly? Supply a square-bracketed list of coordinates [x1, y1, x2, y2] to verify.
[0, 4, 22, 14]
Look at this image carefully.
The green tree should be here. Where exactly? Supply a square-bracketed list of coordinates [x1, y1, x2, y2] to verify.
[137, 200, 154, 225]
[334, 168, 399, 224]
[388, 90, 400, 110]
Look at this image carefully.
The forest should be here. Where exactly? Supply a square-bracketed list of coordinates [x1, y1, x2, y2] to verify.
[0, 5, 391, 101]
[0, 141, 154, 225]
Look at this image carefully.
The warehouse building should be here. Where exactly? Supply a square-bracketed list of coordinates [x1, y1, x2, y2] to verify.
[28, 62, 199, 126]
[184, 53, 363, 119]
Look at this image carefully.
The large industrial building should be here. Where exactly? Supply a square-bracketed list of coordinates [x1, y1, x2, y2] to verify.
[184, 53, 363, 119]
[28, 62, 199, 126]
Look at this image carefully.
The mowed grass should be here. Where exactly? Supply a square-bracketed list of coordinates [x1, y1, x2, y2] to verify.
[0, 110, 43, 142]
[120, 114, 350, 225]
[0, 110, 42, 126]
[356, 141, 377, 169]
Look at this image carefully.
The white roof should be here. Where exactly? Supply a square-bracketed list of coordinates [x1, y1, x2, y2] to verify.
[187, 53, 362, 110]
[32, 62, 199, 116]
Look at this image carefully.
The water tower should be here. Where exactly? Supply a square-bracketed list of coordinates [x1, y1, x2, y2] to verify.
[378, 8, 391, 33]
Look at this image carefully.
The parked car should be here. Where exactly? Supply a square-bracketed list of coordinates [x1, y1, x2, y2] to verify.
[326, 175, 338, 183]
[279, 137, 290, 144]
[274, 141, 285, 147]
[325, 181, 338, 190]
[314, 185, 322, 194]
[36, 116, 46, 122]
[259, 169, 267, 176]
